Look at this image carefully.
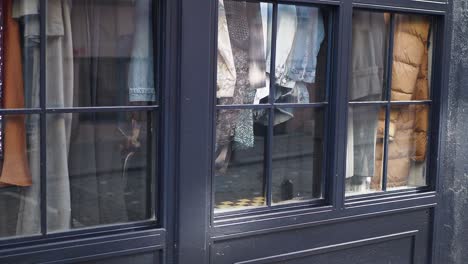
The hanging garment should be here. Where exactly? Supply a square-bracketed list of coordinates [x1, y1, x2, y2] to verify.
[346, 11, 386, 182]
[14, 0, 74, 233]
[256, 4, 296, 125]
[128, 0, 154, 102]
[215, 0, 237, 155]
[224, 0, 265, 150]
[346, 99, 382, 182]
[265, 4, 296, 87]
[69, 0, 124, 226]
[349, 11, 386, 101]
[217, 0, 237, 99]
[266, 5, 325, 86]
[351, 104, 380, 177]
[371, 15, 430, 188]
[215, 0, 267, 173]
[124, 0, 152, 221]
[256, 6, 324, 125]
[224, 0, 266, 91]
[314, 12, 329, 101]
[69, 0, 155, 226]
[0, 0, 22, 238]
[0, 0, 32, 187]
[246, 2, 266, 89]
[285, 6, 325, 85]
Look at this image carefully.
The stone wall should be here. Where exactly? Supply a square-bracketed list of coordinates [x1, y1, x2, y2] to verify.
[437, 0, 468, 262]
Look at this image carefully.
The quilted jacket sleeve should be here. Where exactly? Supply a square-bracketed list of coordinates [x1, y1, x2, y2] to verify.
[412, 43, 430, 162]
[391, 15, 430, 101]
[371, 15, 430, 188]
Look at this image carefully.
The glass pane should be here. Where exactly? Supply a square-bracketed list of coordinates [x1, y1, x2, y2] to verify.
[217, 1, 271, 105]
[44, 0, 155, 107]
[346, 105, 385, 196]
[387, 104, 429, 189]
[272, 107, 324, 203]
[273, 5, 328, 103]
[0, 114, 40, 237]
[391, 14, 431, 101]
[47, 111, 156, 231]
[349, 11, 389, 102]
[3, 0, 41, 109]
[214, 109, 267, 212]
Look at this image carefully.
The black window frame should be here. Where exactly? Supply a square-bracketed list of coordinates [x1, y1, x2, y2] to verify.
[0, 0, 451, 261]
[211, 0, 446, 224]
[212, 1, 337, 219]
[0, 0, 177, 262]
[344, 8, 446, 206]
[176, 0, 452, 260]
[208, 0, 448, 230]
[345, 9, 437, 198]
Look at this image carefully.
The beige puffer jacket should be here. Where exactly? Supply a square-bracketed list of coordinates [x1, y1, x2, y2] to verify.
[371, 14, 430, 188]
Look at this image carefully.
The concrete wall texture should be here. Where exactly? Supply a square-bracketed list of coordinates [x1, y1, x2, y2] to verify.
[437, 0, 468, 262]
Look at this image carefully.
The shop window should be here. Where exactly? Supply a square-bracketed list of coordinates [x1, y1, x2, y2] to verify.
[0, 0, 158, 237]
[346, 11, 433, 196]
[214, 1, 331, 212]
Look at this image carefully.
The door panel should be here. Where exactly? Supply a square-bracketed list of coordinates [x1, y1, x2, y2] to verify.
[78, 252, 161, 264]
[211, 210, 431, 264]
[270, 237, 413, 264]
[240, 237, 413, 264]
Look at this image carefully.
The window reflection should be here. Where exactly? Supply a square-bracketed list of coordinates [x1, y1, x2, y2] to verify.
[272, 107, 324, 203]
[346, 105, 384, 195]
[217, 0, 270, 105]
[215, 109, 267, 212]
[391, 14, 431, 101]
[381, 105, 429, 189]
[273, 5, 327, 103]
[346, 11, 432, 196]
[69, 0, 155, 107]
[0, 115, 40, 237]
[0, 0, 157, 236]
[51, 111, 155, 231]
[215, 1, 329, 211]
[349, 11, 388, 102]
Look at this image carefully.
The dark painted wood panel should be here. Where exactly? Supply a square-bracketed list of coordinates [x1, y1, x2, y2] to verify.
[240, 235, 414, 264]
[0, 230, 164, 264]
[270, 237, 414, 264]
[212, 210, 431, 264]
[75, 251, 161, 264]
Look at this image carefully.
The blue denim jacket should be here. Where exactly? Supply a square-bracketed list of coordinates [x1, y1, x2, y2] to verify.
[285, 6, 324, 85]
[263, 5, 324, 88]
[128, 0, 155, 102]
[258, 5, 324, 125]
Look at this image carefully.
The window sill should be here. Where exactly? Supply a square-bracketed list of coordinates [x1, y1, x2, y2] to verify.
[211, 191, 436, 241]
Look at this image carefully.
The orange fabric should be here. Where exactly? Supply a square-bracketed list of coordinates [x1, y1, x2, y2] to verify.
[0, 0, 32, 187]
